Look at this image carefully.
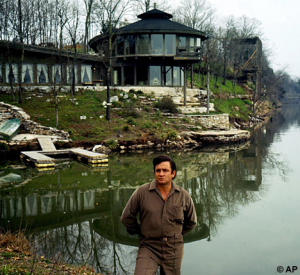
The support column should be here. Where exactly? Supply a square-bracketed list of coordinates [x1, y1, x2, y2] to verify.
[184, 65, 187, 106]
[134, 64, 137, 85]
[191, 64, 194, 89]
[121, 66, 124, 85]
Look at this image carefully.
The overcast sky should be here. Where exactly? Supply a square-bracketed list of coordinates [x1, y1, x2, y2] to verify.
[174, 0, 299, 78]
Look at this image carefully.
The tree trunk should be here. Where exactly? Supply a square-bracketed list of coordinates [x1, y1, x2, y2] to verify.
[206, 65, 210, 114]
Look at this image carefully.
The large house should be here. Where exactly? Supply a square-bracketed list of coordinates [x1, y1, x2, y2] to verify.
[89, 8, 208, 88]
[0, 8, 207, 93]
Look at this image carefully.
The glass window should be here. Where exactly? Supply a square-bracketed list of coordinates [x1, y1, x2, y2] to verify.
[173, 66, 180, 86]
[165, 66, 172, 85]
[189, 37, 195, 52]
[81, 65, 92, 83]
[150, 66, 161, 86]
[124, 66, 134, 85]
[179, 37, 186, 48]
[181, 68, 184, 86]
[117, 36, 124, 55]
[196, 38, 201, 47]
[137, 66, 148, 85]
[137, 34, 150, 54]
[125, 35, 135, 55]
[165, 34, 176, 55]
[53, 65, 63, 84]
[113, 67, 121, 85]
[22, 64, 33, 83]
[5, 63, 18, 83]
[67, 65, 78, 84]
[37, 64, 49, 84]
[151, 34, 163, 54]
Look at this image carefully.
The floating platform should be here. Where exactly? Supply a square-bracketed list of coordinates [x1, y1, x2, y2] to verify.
[21, 149, 108, 168]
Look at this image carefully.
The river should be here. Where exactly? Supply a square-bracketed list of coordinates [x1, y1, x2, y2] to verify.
[0, 105, 299, 275]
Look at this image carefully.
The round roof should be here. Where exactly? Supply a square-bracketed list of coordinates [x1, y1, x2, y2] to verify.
[89, 8, 207, 49]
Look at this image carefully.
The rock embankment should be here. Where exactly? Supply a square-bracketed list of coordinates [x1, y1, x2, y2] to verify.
[0, 102, 251, 154]
[0, 102, 70, 149]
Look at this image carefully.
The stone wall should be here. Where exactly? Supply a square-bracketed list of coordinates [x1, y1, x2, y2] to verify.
[188, 114, 230, 130]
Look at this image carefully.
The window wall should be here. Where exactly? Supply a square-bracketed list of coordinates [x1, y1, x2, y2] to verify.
[137, 66, 148, 85]
[125, 35, 135, 55]
[37, 64, 49, 84]
[173, 66, 180, 86]
[124, 66, 134, 85]
[53, 65, 63, 83]
[151, 34, 163, 54]
[165, 35, 176, 55]
[116, 34, 202, 56]
[137, 34, 150, 54]
[117, 36, 124, 55]
[150, 66, 161, 85]
[81, 65, 92, 83]
[118, 64, 184, 86]
[67, 65, 78, 84]
[22, 64, 33, 83]
[5, 63, 18, 83]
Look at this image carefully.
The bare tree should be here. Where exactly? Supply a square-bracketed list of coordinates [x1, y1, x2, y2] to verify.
[174, 0, 215, 33]
[83, 0, 95, 52]
[66, 2, 81, 104]
[95, 0, 130, 121]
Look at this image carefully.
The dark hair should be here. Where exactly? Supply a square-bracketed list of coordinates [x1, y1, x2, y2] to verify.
[153, 155, 177, 179]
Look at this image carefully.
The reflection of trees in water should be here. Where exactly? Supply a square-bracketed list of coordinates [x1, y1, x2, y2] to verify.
[179, 149, 263, 240]
[251, 108, 292, 183]
[33, 221, 137, 274]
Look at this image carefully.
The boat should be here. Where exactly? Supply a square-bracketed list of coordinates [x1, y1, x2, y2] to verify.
[0, 118, 20, 141]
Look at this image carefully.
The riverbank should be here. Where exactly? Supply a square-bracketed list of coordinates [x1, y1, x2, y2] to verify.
[0, 85, 273, 156]
[0, 80, 280, 159]
[0, 230, 102, 275]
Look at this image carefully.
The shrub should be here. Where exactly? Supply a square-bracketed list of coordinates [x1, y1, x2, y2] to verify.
[154, 96, 178, 113]
[123, 125, 130, 131]
[126, 117, 135, 125]
[106, 139, 118, 150]
[167, 130, 178, 141]
[123, 102, 141, 118]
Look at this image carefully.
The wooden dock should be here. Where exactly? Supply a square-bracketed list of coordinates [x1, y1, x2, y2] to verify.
[21, 149, 108, 168]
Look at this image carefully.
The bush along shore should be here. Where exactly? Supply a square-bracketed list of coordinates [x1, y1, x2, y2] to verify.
[0, 84, 276, 156]
[0, 230, 102, 275]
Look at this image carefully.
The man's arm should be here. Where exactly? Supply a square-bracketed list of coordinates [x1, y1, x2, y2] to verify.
[182, 195, 197, 235]
[120, 189, 141, 236]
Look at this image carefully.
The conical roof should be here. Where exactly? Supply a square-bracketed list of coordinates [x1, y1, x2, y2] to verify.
[137, 8, 172, 20]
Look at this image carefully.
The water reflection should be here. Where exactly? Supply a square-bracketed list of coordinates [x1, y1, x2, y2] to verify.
[1, 106, 296, 274]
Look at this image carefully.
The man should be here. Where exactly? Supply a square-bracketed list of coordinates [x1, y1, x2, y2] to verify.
[121, 155, 197, 275]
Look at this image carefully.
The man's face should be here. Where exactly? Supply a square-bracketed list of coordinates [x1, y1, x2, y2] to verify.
[154, 161, 176, 186]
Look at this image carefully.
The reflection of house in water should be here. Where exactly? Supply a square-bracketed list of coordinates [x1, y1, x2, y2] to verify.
[0, 147, 264, 247]
[237, 142, 262, 191]
[0, 185, 209, 244]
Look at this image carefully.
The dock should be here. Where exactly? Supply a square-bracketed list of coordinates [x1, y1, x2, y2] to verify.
[21, 149, 108, 168]
[21, 137, 108, 168]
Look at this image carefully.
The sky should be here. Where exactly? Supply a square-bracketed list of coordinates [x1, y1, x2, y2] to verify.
[174, 0, 300, 78]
